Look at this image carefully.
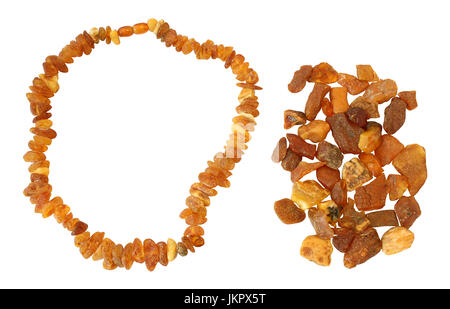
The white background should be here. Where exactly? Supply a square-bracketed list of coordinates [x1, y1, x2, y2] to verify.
[0, 0, 448, 289]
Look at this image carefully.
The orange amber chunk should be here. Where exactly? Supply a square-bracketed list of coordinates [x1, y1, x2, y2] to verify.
[344, 227, 381, 268]
[121, 243, 134, 270]
[356, 65, 379, 82]
[288, 65, 313, 93]
[330, 87, 349, 114]
[316, 166, 340, 191]
[374, 135, 404, 166]
[358, 122, 382, 153]
[118, 26, 133, 37]
[358, 152, 383, 177]
[297, 120, 330, 143]
[274, 198, 306, 224]
[354, 174, 389, 211]
[133, 23, 149, 34]
[157, 242, 168, 266]
[143, 239, 159, 271]
[291, 180, 329, 210]
[387, 174, 409, 201]
[337, 73, 369, 95]
[132, 238, 145, 263]
[308, 62, 338, 84]
[305, 83, 331, 121]
[392, 144, 427, 196]
[291, 161, 326, 182]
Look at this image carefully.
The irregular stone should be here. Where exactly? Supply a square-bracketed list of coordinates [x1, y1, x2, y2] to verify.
[284, 110, 307, 129]
[305, 83, 331, 121]
[316, 141, 343, 170]
[291, 180, 330, 210]
[382, 227, 414, 255]
[350, 96, 380, 118]
[308, 207, 334, 239]
[291, 161, 326, 182]
[344, 227, 381, 268]
[358, 152, 383, 177]
[331, 180, 347, 207]
[327, 113, 364, 154]
[392, 144, 427, 196]
[274, 198, 306, 224]
[346, 107, 368, 128]
[286, 133, 316, 160]
[300, 235, 333, 266]
[332, 228, 356, 253]
[387, 174, 409, 201]
[354, 174, 389, 211]
[356, 65, 379, 81]
[281, 149, 301, 171]
[362, 79, 398, 104]
[272, 137, 287, 163]
[308, 62, 339, 84]
[297, 120, 330, 143]
[316, 166, 340, 190]
[398, 90, 417, 110]
[321, 97, 333, 117]
[394, 196, 421, 228]
[318, 200, 341, 225]
[288, 65, 313, 93]
[367, 210, 399, 227]
[384, 97, 406, 134]
[338, 198, 371, 233]
[330, 87, 349, 114]
[337, 73, 369, 95]
[374, 135, 404, 166]
[342, 158, 372, 191]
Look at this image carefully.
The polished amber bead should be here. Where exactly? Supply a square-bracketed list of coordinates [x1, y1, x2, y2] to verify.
[110, 30, 120, 45]
[182, 236, 195, 253]
[133, 23, 149, 34]
[118, 26, 133, 37]
[41, 197, 63, 218]
[112, 244, 124, 268]
[74, 232, 90, 248]
[102, 238, 117, 270]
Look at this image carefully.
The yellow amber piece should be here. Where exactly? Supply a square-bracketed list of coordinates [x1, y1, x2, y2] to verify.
[300, 235, 333, 266]
[167, 238, 177, 262]
[291, 180, 330, 210]
[110, 30, 120, 45]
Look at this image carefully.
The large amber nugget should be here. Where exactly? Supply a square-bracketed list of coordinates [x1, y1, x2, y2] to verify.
[300, 235, 333, 266]
[316, 141, 343, 169]
[297, 120, 330, 143]
[288, 65, 313, 93]
[392, 144, 427, 196]
[291, 180, 329, 210]
[374, 135, 404, 166]
[305, 83, 331, 121]
[337, 73, 369, 95]
[394, 196, 421, 228]
[274, 198, 306, 224]
[342, 158, 372, 191]
[344, 227, 381, 268]
[362, 79, 398, 104]
[354, 174, 389, 211]
[383, 97, 406, 134]
[387, 174, 409, 201]
[308, 62, 338, 84]
[358, 122, 382, 153]
[326, 113, 364, 154]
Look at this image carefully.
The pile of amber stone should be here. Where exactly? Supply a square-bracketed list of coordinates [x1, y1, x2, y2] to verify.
[272, 63, 426, 268]
[23, 19, 261, 271]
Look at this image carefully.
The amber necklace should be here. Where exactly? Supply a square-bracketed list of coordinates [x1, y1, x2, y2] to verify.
[23, 18, 261, 271]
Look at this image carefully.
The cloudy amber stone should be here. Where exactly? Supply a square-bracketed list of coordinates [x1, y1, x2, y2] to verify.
[291, 180, 329, 210]
[392, 144, 427, 196]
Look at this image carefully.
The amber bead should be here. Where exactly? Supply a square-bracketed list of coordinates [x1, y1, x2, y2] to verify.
[291, 180, 329, 210]
[374, 135, 404, 166]
[182, 236, 195, 253]
[177, 242, 188, 256]
[274, 198, 306, 224]
[316, 141, 343, 170]
[184, 225, 204, 237]
[308, 62, 338, 84]
[53, 204, 70, 223]
[23, 151, 46, 162]
[74, 232, 90, 248]
[157, 242, 169, 266]
[398, 91, 417, 110]
[190, 182, 217, 197]
[143, 239, 159, 271]
[166, 238, 177, 262]
[331, 180, 347, 207]
[80, 232, 104, 259]
[75, 33, 92, 55]
[43, 62, 58, 77]
[132, 23, 149, 34]
[392, 144, 427, 196]
[23, 181, 51, 197]
[327, 113, 363, 154]
[30, 173, 48, 183]
[185, 195, 206, 212]
[132, 238, 145, 263]
[71, 221, 88, 235]
[198, 172, 217, 188]
[358, 152, 383, 177]
[121, 243, 134, 270]
[366, 210, 398, 227]
[28, 159, 50, 176]
[110, 30, 120, 45]
[156, 22, 170, 39]
[118, 26, 133, 37]
[387, 174, 409, 201]
[111, 244, 124, 268]
[41, 197, 62, 218]
[281, 149, 301, 171]
[291, 161, 326, 183]
[356, 65, 379, 82]
[33, 112, 52, 123]
[284, 110, 307, 129]
[288, 65, 313, 93]
[98, 27, 106, 41]
[308, 208, 334, 239]
[316, 166, 340, 191]
[27, 92, 50, 105]
[286, 133, 316, 160]
[384, 97, 406, 134]
[105, 26, 112, 44]
[394, 196, 421, 228]
[164, 29, 178, 47]
[354, 174, 388, 211]
[337, 73, 369, 95]
[344, 227, 381, 268]
[297, 120, 330, 143]
[45, 55, 68, 73]
[190, 236, 205, 247]
[102, 238, 117, 270]
[305, 83, 331, 121]
[30, 77, 54, 98]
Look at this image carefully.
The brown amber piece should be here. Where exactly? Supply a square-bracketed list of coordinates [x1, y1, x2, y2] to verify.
[358, 153, 383, 177]
[143, 239, 159, 271]
[184, 226, 204, 237]
[308, 62, 338, 84]
[356, 65, 379, 82]
[71, 221, 88, 235]
[362, 79, 398, 104]
[177, 242, 188, 256]
[358, 122, 382, 153]
[316, 141, 343, 170]
[346, 107, 368, 128]
[338, 199, 370, 232]
[330, 87, 349, 114]
[331, 180, 347, 207]
[316, 166, 340, 191]
[291, 180, 329, 210]
[344, 227, 381, 268]
[398, 91, 417, 110]
[112, 244, 124, 267]
[305, 83, 331, 121]
[281, 149, 301, 171]
[374, 135, 404, 166]
[157, 242, 168, 266]
[337, 73, 369, 95]
[342, 158, 372, 191]
[132, 238, 145, 263]
[272, 137, 288, 163]
[274, 198, 306, 224]
[182, 236, 195, 253]
[286, 133, 316, 160]
[354, 174, 389, 211]
[297, 120, 330, 143]
[350, 96, 380, 119]
[46, 56, 68, 73]
[300, 235, 333, 266]
[288, 65, 313, 93]
[382, 227, 414, 255]
[308, 208, 334, 239]
[384, 97, 406, 134]
[122, 243, 134, 270]
[394, 196, 421, 228]
[367, 210, 399, 227]
[321, 97, 333, 117]
[387, 174, 409, 201]
[291, 161, 326, 182]
[392, 144, 427, 196]
[326, 113, 364, 154]
[284, 110, 307, 129]
[332, 228, 355, 253]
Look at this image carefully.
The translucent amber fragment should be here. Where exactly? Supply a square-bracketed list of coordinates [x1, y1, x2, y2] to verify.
[80, 232, 104, 259]
[41, 197, 63, 218]
[308, 208, 334, 239]
[147, 18, 157, 32]
[300, 235, 333, 266]
[316, 141, 343, 170]
[331, 180, 347, 207]
[384, 97, 406, 134]
[356, 65, 379, 82]
[23, 151, 46, 162]
[167, 238, 177, 262]
[143, 239, 159, 271]
[286, 133, 316, 159]
[133, 23, 149, 34]
[132, 238, 145, 263]
[112, 244, 124, 267]
[308, 62, 338, 84]
[177, 242, 188, 256]
[297, 120, 330, 143]
[184, 225, 204, 237]
[284, 110, 307, 129]
[342, 158, 372, 191]
[53, 204, 70, 223]
[330, 87, 349, 114]
[191, 182, 217, 196]
[387, 174, 409, 201]
[305, 83, 331, 121]
[291, 180, 329, 210]
[358, 152, 383, 177]
[367, 210, 398, 227]
[362, 79, 398, 104]
[394, 196, 421, 228]
[337, 73, 369, 95]
[398, 91, 417, 110]
[354, 174, 389, 211]
[344, 227, 381, 268]
[157, 242, 168, 266]
[272, 137, 288, 163]
[321, 97, 333, 117]
[392, 144, 427, 196]
[382, 227, 414, 255]
[291, 161, 326, 182]
[43, 62, 58, 77]
[316, 166, 340, 191]
[46, 55, 68, 73]
[185, 195, 205, 212]
[110, 30, 120, 45]
[274, 198, 306, 224]
[288, 65, 313, 93]
[358, 122, 382, 153]
[190, 236, 205, 247]
[121, 243, 134, 270]
[102, 238, 116, 270]
[332, 228, 355, 253]
[346, 107, 368, 128]
[71, 221, 88, 235]
[327, 113, 364, 154]
[281, 149, 301, 171]
[74, 232, 90, 248]
[182, 236, 195, 253]
[374, 135, 404, 166]
[338, 199, 370, 232]
[23, 182, 51, 197]
[350, 96, 380, 119]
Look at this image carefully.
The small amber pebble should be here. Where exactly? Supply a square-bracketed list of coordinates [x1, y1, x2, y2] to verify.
[332, 228, 355, 253]
[297, 120, 330, 143]
[362, 79, 398, 104]
[346, 107, 368, 128]
[71, 221, 88, 235]
[133, 23, 149, 34]
[358, 122, 382, 153]
[344, 227, 381, 268]
[316, 166, 340, 191]
[281, 149, 301, 171]
[392, 144, 427, 196]
[327, 113, 364, 154]
[112, 244, 124, 267]
[318, 200, 341, 225]
[316, 141, 343, 170]
[288, 65, 313, 93]
[337, 73, 369, 95]
[331, 180, 347, 207]
[182, 236, 195, 253]
[305, 83, 331, 121]
[30, 127, 57, 139]
[350, 96, 380, 119]
[387, 174, 409, 201]
[330, 87, 349, 114]
[157, 242, 168, 266]
[284, 110, 307, 129]
[102, 238, 116, 270]
[110, 30, 120, 45]
[118, 26, 133, 37]
[184, 225, 204, 237]
[74, 232, 90, 248]
[291, 180, 329, 210]
[23, 151, 46, 162]
[374, 135, 404, 166]
[321, 97, 333, 117]
[384, 97, 406, 134]
[342, 158, 372, 191]
[190, 236, 205, 247]
[338, 199, 370, 232]
[394, 196, 421, 228]
[132, 238, 145, 263]
[308, 62, 338, 84]
[272, 137, 288, 163]
[143, 239, 159, 271]
[308, 208, 334, 239]
[291, 161, 326, 182]
[356, 65, 379, 82]
[358, 152, 383, 177]
[398, 91, 417, 110]
[367, 210, 399, 227]
[286, 133, 316, 160]
[167, 238, 177, 262]
[354, 174, 389, 211]
[300, 235, 333, 266]
[121, 243, 134, 270]
[382, 227, 414, 255]
[274, 198, 306, 224]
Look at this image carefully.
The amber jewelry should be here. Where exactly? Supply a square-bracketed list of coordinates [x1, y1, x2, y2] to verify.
[23, 18, 262, 271]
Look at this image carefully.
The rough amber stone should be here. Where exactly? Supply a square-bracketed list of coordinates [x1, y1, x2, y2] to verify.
[300, 235, 333, 266]
[286, 133, 316, 159]
[75, 33, 92, 55]
[29, 159, 50, 174]
[316, 166, 340, 191]
[185, 195, 205, 212]
[43, 62, 58, 77]
[26, 92, 50, 105]
[356, 65, 379, 82]
[291, 180, 329, 210]
[344, 227, 381, 268]
[330, 87, 349, 114]
[157, 22, 170, 39]
[53, 204, 70, 223]
[143, 239, 159, 271]
[382, 227, 414, 255]
[175, 35, 188, 52]
[354, 174, 389, 211]
[284, 110, 307, 129]
[190, 236, 205, 247]
[184, 225, 205, 237]
[35, 119, 52, 129]
[291, 161, 326, 182]
[281, 149, 301, 171]
[80, 232, 104, 259]
[274, 198, 306, 224]
[318, 200, 341, 225]
[102, 238, 117, 270]
[272, 137, 288, 163]
[66, 218, 80, 232]
[308, 208, 334, 239]
[23, 151, 46, 162]
[358, 152, 383, 177]
[91, 241, 104, 261]
[71, 221, 88, 235]
[316, 141, 343, 170]
[23, 182, 51, 197]
[305, 83, 331, 121]
[308, 62, 338, 84]
[182, 236, 195, 253]
[338, 199, 370, 232]
[41, 197, 62, 218]
[163, 29, 178, 47]
[133, 23, 149, 34]
[33, 112, 52, 123]
[358, 122, 382, 153]
[46, 55, 68, 73]
[297, 120, 330, 143]
[367, 210, 398, 227]
[392, 144, 427, 196]
[132, 238, 145, 263]
[342, 158, 372, 191]
[191, 182, 217, 196]
[122, 243, 134, 270]
[74, 232, 90, 248]
[98, 27, 106, 41]
[30, 77, 54, 98]
[182, 38, 195, 55]
[177, 242, 188, 256]
[346, 107, 368, 128]
[398, 91, 417, 110]
[38, 74, 59, 93]
[167, 238, 177, 262]
[387, 174, 409, 201]
[111, 244, 124, 267]
[331, 180, 347, 207]
[157, 242, 168, 266]
[384, 97, 406, 134]
[337, 73, 369, 95]
[321, 97, 333, 117]
[332, 228, 355, 253]
[327, 113, 364, 154]
[362, 79, 398, 104]
[198, 172, 217, 188]
[394, 196, 421, 228]
[288, 65, 313, 93]
[374, 135, 404, 166]
[350, 96, 380, 119]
